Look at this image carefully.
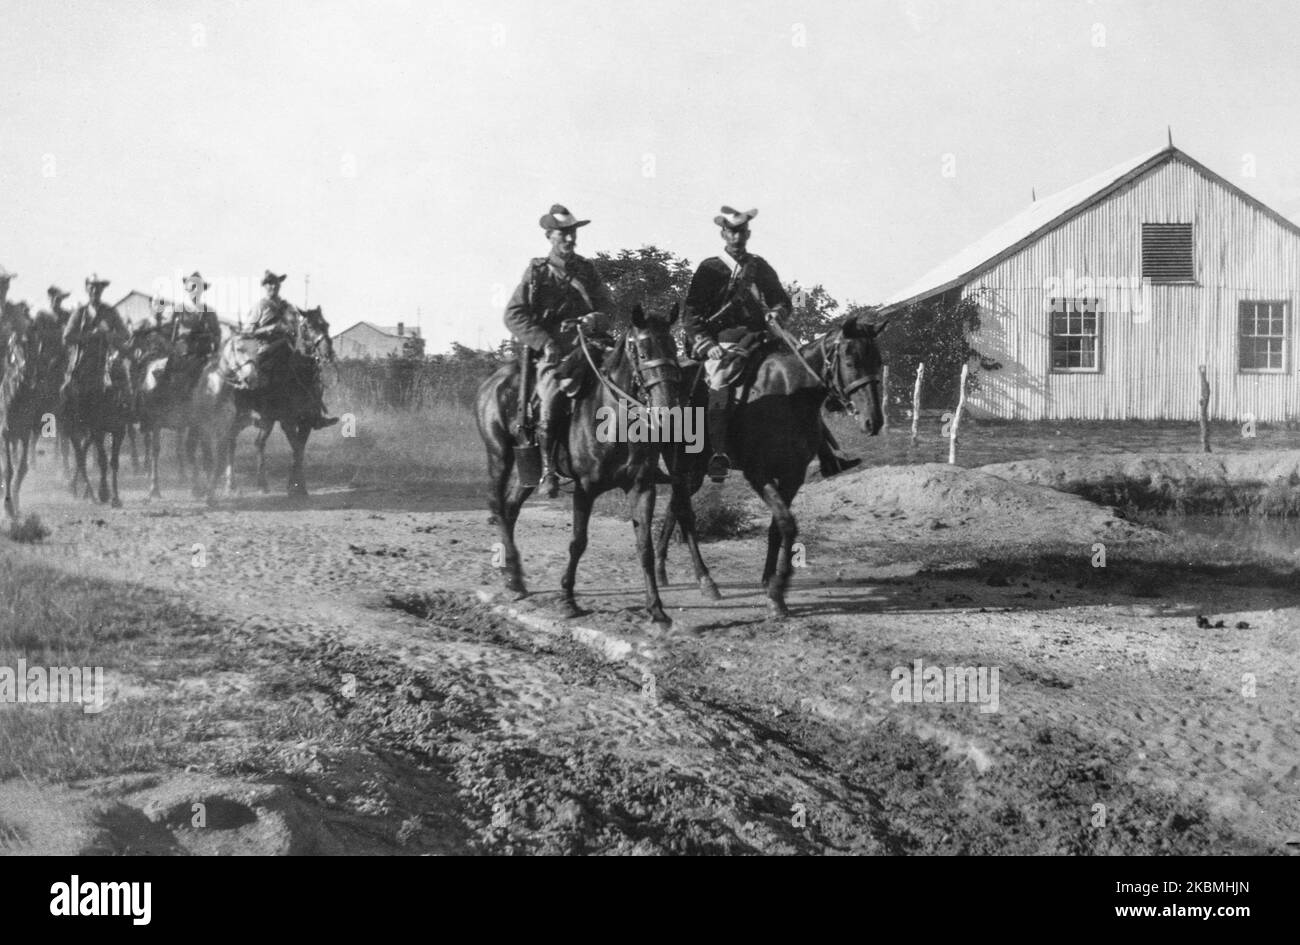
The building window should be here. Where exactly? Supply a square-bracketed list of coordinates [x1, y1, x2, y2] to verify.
[1238, 300, 1289, 373]
[1141, 223, 1195, 282]
[1050, 299, 1101, 372]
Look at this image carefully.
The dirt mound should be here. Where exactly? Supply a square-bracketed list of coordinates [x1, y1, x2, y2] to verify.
[797, 463, 1151, 550]
[982, 451, 1300, 514]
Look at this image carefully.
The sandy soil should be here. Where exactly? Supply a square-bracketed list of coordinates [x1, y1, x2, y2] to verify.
[1, 454, 1297, 855]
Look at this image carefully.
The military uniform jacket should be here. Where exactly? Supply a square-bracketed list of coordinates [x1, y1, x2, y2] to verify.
[681, 253, 790, 352]
[247, 297, 300, 339]
[170, 301, 221, 358]
[64, 301, 128, 349]
[503, 252, 613, 352]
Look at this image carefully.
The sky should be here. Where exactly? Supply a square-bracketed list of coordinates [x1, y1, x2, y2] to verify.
[3, 0, 1300, 352]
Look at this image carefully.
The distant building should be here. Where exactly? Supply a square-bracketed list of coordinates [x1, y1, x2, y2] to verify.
[332, 321, 421, 359]
[114, 290, 171, 328]
[880, 145, 1300, 421]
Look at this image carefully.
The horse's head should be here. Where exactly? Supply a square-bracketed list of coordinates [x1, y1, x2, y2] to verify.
[624, 303, 682, 410]
[831, 312, 888, 435]
[299, 306, 335, 362]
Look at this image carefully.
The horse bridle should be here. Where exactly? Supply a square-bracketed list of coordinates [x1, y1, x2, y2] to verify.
[575, 320, 680, 410]
[818, 327, 881, 416]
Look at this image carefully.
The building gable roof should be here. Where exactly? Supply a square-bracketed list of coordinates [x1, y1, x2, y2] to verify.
[333, 320, 420, 339]
[879, 145, 1300, 312]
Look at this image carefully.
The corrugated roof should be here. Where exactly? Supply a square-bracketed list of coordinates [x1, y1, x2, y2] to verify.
[880, 145, 1175, 311]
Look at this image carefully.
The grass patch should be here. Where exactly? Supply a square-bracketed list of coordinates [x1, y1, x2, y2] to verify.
[0, 554, 227, 781]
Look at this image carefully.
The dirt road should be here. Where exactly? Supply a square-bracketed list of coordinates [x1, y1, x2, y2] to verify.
[1, 459, 1296, 855]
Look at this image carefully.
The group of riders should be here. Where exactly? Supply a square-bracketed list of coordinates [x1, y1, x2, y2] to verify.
[504, 202, 861, 497]
[0, 265, 337, 462]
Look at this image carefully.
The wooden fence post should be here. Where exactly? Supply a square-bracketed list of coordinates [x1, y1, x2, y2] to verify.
[880, 363, 890, 434]
[911, 362, 925, 447]
[948, 363, 969, 466]
[1199, 365, 1211, 453]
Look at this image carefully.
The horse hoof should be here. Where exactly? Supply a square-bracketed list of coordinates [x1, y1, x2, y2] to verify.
[111, 497, 123, 509]
[648, 608, 672, 628]
[559, 599, 582, 619]
[766, 600, 790, 621]
[699, 577, 722, 601]
[148, 490, 161, 500]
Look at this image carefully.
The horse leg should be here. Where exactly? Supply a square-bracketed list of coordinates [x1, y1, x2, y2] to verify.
[147, 425, 162, 499]
[256, 421, 273, 493]
[631, 479, 671, 626]
[2, 436, 14, 520]
[127, 423, 140, 474]
[109, 429, 123, 508]
[12, 434, 30, 519]
[487, 446, 531, 597]
[559, 483, 595, 619]
[70, 432, 91, 499]
[286, 421, 309, 496]
[670, 473, 719, 601]
[94, 433, 111, 504]
[761, 518, 781, 588]
[653, 502, 676, 587]
[195, 431, 213, 495]
[758, 482, 798, 620]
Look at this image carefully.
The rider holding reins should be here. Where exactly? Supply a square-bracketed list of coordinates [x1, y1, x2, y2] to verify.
[245, 270, 338, 429]
[503, 204, 614, 498]
[682, 206, 861, 482]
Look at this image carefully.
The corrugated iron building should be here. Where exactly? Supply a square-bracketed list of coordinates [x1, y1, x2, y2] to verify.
[880, 145, 1300, 421]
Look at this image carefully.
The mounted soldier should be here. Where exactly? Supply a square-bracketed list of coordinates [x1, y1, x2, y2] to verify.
[503, 203, 614, 498]
[163, 270, 222, 393]
[243, 270, 337, 429]
[681, 206, 860, 482]
[61, 274, 132, 402]
[44, 285, 73, 327]
[0, 266, 22, 377]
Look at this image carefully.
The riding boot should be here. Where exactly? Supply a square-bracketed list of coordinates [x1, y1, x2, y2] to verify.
[538, 393, 561, 499]
[817, 422, 861, 478]
[310, 375, 339, 429]
[312, 398, 340, 429]
[706, 387, 732, 482]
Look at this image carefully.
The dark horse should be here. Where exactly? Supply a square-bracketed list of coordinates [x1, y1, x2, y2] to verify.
[1, 306, 64, 517]
[210, 307, 335, 498]
[63, 323, 133, 508]
[477, 305, 704, 625]
[655, 312, 888, 618]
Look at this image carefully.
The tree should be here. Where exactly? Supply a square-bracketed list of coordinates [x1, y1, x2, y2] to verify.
[401, 333, 426, 359]
[872, 289, 1002, 410]
[593, 246, 694, 321]
[783, 282, 840, 343]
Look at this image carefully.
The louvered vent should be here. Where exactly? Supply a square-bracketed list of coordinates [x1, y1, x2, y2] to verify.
[1141, 223, 1194, 282]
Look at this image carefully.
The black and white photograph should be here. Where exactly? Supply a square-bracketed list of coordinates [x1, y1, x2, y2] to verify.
[0, 0, 1295, 890]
